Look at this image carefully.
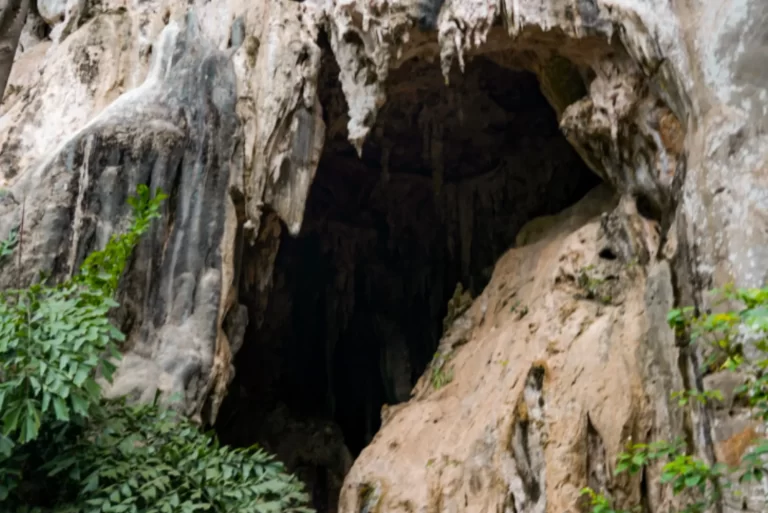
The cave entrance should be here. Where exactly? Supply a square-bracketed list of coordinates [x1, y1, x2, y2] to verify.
[216, 52, 600, 513]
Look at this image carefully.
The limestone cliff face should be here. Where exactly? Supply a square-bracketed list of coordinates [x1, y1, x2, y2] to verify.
[0, 0, 766, 512]
[343, 185, 686, 513]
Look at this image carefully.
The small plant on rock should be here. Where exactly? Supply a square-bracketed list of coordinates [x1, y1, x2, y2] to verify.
[0, 225, 17, 262]
[429, 349, 454, 390]
[575, 265, 613, 305]
[442, 283, 472, 334]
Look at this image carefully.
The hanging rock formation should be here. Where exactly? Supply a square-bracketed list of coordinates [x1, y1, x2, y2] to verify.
[1, 0, 767, 511]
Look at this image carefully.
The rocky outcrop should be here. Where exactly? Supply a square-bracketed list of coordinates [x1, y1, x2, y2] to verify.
[0, 0, 326, 423]
[0, 12, 242, 421]
[341, 185, 686, 513]
[1, 0, 767, 511]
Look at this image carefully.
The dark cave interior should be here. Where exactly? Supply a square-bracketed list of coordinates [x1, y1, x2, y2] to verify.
[216, 53, 600, 512]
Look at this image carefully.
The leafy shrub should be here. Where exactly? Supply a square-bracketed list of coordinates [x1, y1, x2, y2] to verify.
[0, 185, 312, 513]
[581, 285, 768, 513]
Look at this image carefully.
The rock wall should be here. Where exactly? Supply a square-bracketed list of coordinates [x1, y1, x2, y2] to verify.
[1, 0, 767, 511]
[0, 11, 243, 422]
[341, 185, 686, 513]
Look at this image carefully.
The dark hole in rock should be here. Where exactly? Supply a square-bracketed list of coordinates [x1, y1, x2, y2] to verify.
[586, 415, 607, 494]
[507, 490, 518, 513]
[639, 467, 651, 513]
[634, 191, 662, 223]
[527, 364, 547, 392]
[598, 247, 617, 260]
[216, 51, 601, 512]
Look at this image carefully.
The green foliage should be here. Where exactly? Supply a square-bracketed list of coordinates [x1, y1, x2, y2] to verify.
[575, 265, 613, 305]
[579, 487, 636, 513]
[0, 284, 124, 445]
[0, 185, 312, 513]
[670, 389, 723, 407]
[583, 285, 768, 513]
[0, 226, 18, 262]
[76, 185, 167, 297]
[595, 438, 727, 513]
[0, 186, 164, 452]
[46, 398, 311, 513]
[429, 349, 454, 390]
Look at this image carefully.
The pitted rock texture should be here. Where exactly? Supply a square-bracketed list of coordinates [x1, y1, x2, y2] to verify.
[1, 0, 767, 511]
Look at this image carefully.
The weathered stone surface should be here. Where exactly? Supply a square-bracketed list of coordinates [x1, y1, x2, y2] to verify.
[0, 0, 30, 107]
[1, 0, 767, 510]
[0, 0, 329, 425]
[0, 11, 243, 423]
[339, 187, 682, 513]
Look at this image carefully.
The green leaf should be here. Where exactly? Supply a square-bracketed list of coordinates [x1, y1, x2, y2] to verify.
[3, 403, 23, 436]
[660, 471, 676, 484]
[109, 324, 126, 342]
[73, 368, 90, 387]
[70, 390, 90, 418]
[53, 396, 70, 422]
[0, 433, 13, 457]
[20, 401, 41, 443]
[684, 475, 702, 487]
[0, 188, 307, 513]
[28, 375, 42, 394]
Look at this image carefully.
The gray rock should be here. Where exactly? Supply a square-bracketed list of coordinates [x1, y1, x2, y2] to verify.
[0, 12, 241, 420]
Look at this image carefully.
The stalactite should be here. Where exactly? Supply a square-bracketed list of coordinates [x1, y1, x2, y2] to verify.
[419, 107, 432, 167]
[458, 184, 474, 282]
[380, 144, 391, 184]
[431, 121, 445, 197]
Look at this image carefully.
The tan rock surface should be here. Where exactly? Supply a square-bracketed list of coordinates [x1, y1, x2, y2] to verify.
[340, 186, 685, 513]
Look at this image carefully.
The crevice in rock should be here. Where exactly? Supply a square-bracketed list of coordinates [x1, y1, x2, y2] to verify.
[639, 467, 651, 513]
[586, 414, 608, 495]
[670, 221, 723, 512]
[506, 489, 518, 513]
[216, 50, 601, 512]
[508, 364, 548, 512]
[676, 345, 697, 456]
